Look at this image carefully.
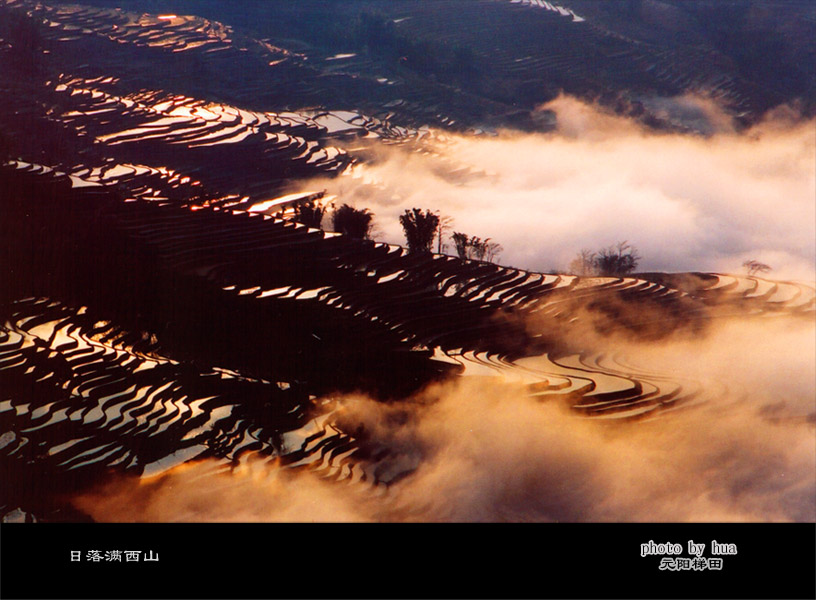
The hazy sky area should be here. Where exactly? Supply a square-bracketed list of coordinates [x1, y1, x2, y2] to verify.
[313, 95, 815, 280]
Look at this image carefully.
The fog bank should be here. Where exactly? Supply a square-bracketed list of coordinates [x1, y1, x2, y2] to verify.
[73, 314, 815, 522]
[313, 96, 815, 280]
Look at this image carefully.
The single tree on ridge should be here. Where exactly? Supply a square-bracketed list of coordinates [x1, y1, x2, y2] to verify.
[571, 242, 640, 276]
[593, 241, 640, 276]
[332, 204, 373, 240]
[400, 208, 439, 254]
[743, 259, 772, 276]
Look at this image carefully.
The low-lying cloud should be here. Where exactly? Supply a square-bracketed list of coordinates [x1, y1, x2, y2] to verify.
[73, 313, 815, 523]
[313, 95, 815, 280]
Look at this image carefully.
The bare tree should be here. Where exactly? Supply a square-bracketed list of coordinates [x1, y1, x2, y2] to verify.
[436, 214, 453, 254]
[569, 248, 597, 276]
[743, 259, 772, 276]
[483, 239, 503, 264]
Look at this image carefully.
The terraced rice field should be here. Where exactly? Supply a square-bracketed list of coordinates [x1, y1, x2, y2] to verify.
[2, 160, 813, 521]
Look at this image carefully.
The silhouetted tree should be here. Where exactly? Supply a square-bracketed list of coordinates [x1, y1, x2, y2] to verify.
[452, 232, 469, 259]
[399, 208, 439, 254]
[452, 232, 503, 263]
[482, 239, 503, 263]
[293, 199, 327, 230]
[594, 241, 640, 276]
[332, 204, 373, 240]
[569, 248, 597, 276]
[435, 214, 453, 254]
[743, 259, 771, 276]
